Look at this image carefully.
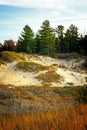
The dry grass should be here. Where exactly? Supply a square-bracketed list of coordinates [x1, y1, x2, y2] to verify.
[37, 70, 61, 83]
[0, 84, 76, 114]
[0, 51, 25, 62]
[0, 59, 6, 66]
[0, 104, 87, 130]
[16, 61, 49, 72]
[56, 53, 86, 60]
[0, 85, 87, 129]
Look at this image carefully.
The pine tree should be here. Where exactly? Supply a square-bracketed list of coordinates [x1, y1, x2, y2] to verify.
[65, 24, 79, 52]
[37, 20, 56, 56]
[55, 25, 64, 52]
[17, 25, 35, 53]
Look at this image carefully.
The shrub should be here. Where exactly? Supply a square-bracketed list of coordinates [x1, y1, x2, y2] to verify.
[54, 87, 76, 96]
[76, 86, 87, 104]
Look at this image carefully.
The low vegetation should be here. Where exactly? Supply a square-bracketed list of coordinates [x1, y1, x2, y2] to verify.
[0, 51, 25, 62]
[0, 84, 87, 129]
[36, 70, 61, 83]
[0, 84, 87, 114]
[0, 104, 87, 130]
[16, 61, 49, 72]
[0, 59, 6, 66]
[54, 86, 77, 96]
[76, 86, 87, 104]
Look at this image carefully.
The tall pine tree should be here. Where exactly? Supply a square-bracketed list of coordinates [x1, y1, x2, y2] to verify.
[36, 20, 56, 56]
[17, 25, 35, 53]
[55, 25, 64, 52]
[65, 24, 79, 52]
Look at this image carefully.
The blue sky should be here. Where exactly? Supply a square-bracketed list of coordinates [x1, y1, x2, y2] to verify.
[0, 0, 87, 43]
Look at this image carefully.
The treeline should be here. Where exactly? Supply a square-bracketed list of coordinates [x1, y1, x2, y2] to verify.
[0, 20, 87, 56]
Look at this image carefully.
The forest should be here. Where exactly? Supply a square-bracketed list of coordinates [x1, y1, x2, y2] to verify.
[0, 20, 87, 56]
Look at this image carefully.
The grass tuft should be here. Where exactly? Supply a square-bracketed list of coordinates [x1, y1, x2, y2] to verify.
[16, 61, 49, 72]
[0, 51, 25, 62]
[0, 59, 6, 66]
[37, 70, 61, 83]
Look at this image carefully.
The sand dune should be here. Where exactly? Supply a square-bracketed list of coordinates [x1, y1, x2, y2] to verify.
[0, 53, 87, 87]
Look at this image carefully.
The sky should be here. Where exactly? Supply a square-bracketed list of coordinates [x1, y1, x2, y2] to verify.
[0, 0, 87, 43]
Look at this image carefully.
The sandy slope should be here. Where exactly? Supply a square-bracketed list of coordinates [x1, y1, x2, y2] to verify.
[0, 62, 41, 86]
[56, 68, 87, 86]
[0, 54, 87, 87]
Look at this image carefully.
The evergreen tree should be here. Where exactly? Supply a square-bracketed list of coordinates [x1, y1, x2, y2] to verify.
[64, 29, 72, 52]
[35, 33, 41, 54]
[37, 20, 56, 56]
[65, 24, 79, 52]
[55, 25, 64, 52]
[56, 25, 64, 38]
[17, 25, 35, 53]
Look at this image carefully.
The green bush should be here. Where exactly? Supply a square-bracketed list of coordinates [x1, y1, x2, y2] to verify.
[19, 62, 25, 68]
[54, 87, 76, 96]
[76, 86, 87, 104]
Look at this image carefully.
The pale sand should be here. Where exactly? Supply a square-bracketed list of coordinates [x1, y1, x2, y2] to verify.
[0, 55, 87, 87]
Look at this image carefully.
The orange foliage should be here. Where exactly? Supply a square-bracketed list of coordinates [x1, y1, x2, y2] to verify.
[0, 104, 87, 130]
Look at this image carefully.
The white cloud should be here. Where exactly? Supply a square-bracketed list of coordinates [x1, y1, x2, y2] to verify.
[0, 0, 58, 8]
[1, 0, 87, 19]
[1, 0, 87, 18]
[0, 0, 87, 8]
